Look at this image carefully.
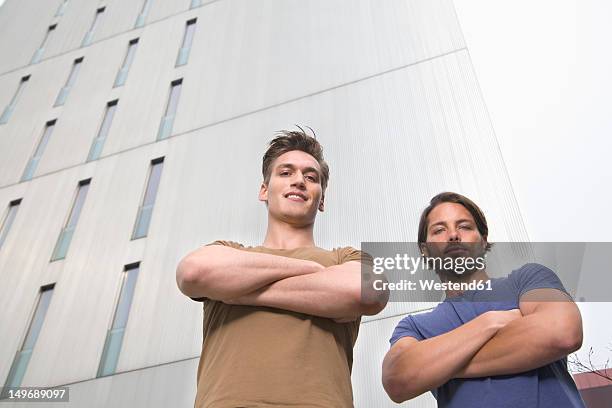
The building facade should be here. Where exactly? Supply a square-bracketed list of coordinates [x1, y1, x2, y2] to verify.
[0, 0, 528, 406]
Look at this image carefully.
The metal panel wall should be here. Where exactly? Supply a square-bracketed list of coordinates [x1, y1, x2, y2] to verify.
[1, 0, 466, 186]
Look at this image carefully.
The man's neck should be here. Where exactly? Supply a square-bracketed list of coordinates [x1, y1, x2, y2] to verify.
[261, 217, 316, 249]
[439, 268, 490, 298]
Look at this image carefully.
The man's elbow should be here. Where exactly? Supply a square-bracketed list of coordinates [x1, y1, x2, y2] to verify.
[383, 376, 407, 403]
[382, 371, 421, 403]
[359, 282, 389, 316]
[176, 256, 211, 298]
[382, 345, 424, 403]
[553, 323, 583, 354]
[359, 296, 388, 316]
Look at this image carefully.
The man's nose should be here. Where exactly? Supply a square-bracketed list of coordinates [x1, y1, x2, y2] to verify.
[290, 172, 306, 189]
[448, 230, 461, 242]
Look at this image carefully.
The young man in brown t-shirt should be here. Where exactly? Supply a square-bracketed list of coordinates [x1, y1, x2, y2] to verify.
[176, 130, 388, 407]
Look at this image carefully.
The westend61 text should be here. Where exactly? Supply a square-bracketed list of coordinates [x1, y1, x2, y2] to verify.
[373, 279, 492, 291]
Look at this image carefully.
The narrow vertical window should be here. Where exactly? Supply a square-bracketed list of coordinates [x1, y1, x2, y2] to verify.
[97, 263, 140, 377]
[132, 158, 164, 239]
[0, 75, 30, 125]
[134, 0, 153, 28]
[81, 7, 105, 46]
[55, 0, 69, 17]
[87, 100, 118, 161]
[55, 57, 83, 106]
[190, 0, 202, 8]
[114, 38, 139, 87]
[157, 79, 182, 140]
[0, 199, 21, 251]
[50, 179, 91, 261]
[176, 19, 197, 67]
[2, 285, 54, 390]
[22, 120, 56, 182]
[31, 24, 56, 64]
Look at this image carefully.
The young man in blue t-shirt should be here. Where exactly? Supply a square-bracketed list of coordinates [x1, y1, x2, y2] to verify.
[382, 192, 585, 407]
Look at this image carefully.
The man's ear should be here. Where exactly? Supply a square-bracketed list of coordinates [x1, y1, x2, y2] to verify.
[258, 182, 268, 202]
[419, 243, 429, 257]
[318, 193, 325, 212]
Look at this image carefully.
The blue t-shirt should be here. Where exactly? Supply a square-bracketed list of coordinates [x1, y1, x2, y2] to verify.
[389, 263, 585, 408]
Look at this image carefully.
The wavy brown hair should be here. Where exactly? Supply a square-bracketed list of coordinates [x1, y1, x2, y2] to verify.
[262, 128, 329, 191]
[418, 192, 492, 251]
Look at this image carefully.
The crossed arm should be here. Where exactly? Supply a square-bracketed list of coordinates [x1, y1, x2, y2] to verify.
[176, 245, 388, 320]
[382, 289, 583, 403]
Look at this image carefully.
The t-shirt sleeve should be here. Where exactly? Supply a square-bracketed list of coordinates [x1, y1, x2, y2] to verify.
[389, 315, 424, 346]
[512, 263, 571, 299]
[337, 246, 373, 266]
[206, 240, 244, 250]
[190, 240, 244, 302]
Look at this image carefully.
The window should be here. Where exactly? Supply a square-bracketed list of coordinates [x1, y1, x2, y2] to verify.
[81, 7, 105, 46]
[114, 38, 139, 87]
[31, 24, 56, 64]
[2, 285, 54, 389]
[157, 79, 182, 140]
[55, 0, 69, 17]
[0, 75, 30, 124]
[0, 199, 21, 251]
[134, 0, 153, 28]
[54, 57, 83, 106]
[21, 120, 56, 181]
[50, 179, 91, 261]
[190, 0, 202, 8]
[132, 158, 164, 239]
[87, 100, 118, 161]
[176, 19, 197, 66]
[97, 263, 140, 377]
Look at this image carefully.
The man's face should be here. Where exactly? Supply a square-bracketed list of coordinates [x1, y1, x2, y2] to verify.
[422, 202, 487, 274]
[259, 150, 324, 226]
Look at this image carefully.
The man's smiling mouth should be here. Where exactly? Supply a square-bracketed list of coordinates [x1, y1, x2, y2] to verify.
[285, 192, 308, 201]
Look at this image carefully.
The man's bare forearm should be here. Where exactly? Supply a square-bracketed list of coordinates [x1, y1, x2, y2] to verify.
[456, 301, 583, 378]
[227, 261, 388, 319]
[382, 310, 518, 403]
[176, 245, 323, 300]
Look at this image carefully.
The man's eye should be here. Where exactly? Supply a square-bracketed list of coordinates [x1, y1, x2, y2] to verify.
[306, 175, 317, 182]
[280, 171, 290, 176]
[432, 228, 444, 235]
[459, 224, 473, 230]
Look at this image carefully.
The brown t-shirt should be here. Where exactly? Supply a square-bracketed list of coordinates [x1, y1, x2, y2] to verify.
[193, 241, 363, 408]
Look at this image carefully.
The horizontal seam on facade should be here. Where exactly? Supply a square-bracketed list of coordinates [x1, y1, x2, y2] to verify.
[19, 308, 435, 389]
[34, 356, 200, 389]
[0, 47, 467, 191]
[361, 307, 436, 324]
[0, 0, 223, 79]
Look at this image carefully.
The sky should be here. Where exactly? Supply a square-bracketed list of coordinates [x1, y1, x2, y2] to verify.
[454, 0, 612, 371]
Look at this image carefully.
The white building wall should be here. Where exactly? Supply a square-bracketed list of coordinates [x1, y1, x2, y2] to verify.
[0, 0, 528, 406]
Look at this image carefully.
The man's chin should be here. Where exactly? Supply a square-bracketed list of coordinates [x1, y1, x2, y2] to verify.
[276, 211, 317, 226]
